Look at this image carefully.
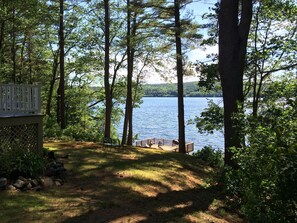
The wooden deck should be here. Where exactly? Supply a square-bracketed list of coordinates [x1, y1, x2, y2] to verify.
[135, 138, 194, 153]
[0, 83, 43, 153]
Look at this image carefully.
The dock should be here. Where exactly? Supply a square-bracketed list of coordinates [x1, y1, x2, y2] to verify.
[135, 138, 194, 153]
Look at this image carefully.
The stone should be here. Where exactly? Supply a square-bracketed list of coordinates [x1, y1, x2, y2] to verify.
[18, 176, 27, 182]
[46, 161, 66, 176]
[26, 183, 32, 190]
[13, 179, 26, 189]
[7, 185, 17, 191]
[40, 177, 54, 187]
[31, 179, 39, 187]
[54, 181, 62, 186]
[0, 177, 7, 189]
[55, 178, 63, 183]
[31, 186, 41, 191]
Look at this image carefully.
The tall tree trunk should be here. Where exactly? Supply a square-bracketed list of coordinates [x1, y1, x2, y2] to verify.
[122, 0, 133, 145]
[28, 35, 33, 82]
[0, 20, 5, 67]
[174, 0, 186, 153]
[104, 0, 112, 140]
[58, 0, 66, 129]
[219, 0, 253, 167]
[46, 55, 59, 116]
[20, 33, 27, 82]
[11, 7, 16, 83]
[127, 48, 134, 145]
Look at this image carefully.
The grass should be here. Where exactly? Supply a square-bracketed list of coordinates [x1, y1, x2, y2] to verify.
[0, 141, 244, 223]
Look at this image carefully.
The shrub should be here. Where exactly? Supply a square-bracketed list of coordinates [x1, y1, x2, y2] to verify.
[193, 146, 224, 168]
[0, 143, 46, 178]
[226, 78, 297, 222]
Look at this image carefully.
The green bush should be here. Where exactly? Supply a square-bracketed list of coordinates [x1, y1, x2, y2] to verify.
[226, 78, 297, 222]
[193, 146, 224, 168]
[0, 143, 46, 178]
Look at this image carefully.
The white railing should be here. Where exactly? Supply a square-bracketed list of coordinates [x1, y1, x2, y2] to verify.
[0, 83, 41, 115]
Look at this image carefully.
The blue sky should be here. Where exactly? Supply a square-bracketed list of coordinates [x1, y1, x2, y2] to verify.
[186, 0, 218, 63]
[146, 0, 219, 83]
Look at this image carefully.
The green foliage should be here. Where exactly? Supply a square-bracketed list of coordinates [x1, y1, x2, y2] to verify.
[43, 115, 63, 139]
[0, 143, 46, 178]
[190, 100, 224, 134]
[226, 78, 297, 222]
[192, 146, 224, 168]
[196, 62, 221, 92]
[62, 122, 103, 142]
[142, 81, 222, 97]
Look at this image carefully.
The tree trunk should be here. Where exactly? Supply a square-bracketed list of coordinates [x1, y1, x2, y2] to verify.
[127, 48, 134, 145]
[104, 0, 112, 140]
[174, 0, 186, 153]
[11, 7, 16, 83]
[219, 0, 253, 167]
[58, 0, 66, 129]
[122, 0, 134, 146]
[0, 19, 5, 70]
[46, 55, 59, 116]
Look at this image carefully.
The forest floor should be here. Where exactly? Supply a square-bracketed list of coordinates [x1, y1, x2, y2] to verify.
[0, 141, 245, 223]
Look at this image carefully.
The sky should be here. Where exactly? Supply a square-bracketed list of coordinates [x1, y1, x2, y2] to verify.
[145, 0, 218, 84]
[186, 0, 218, 62]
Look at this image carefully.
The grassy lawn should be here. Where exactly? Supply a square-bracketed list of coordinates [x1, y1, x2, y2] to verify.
[0, 141, 244, 223]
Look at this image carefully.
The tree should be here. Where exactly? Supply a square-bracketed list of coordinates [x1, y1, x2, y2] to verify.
[121, 0, 132, 145]
[144, 0, 200, 152]
[246, 0, 297, 117]
[104, 0, 112, 140]
[174, 0, 186, 153]
[218, 0, 253, 166]
[57, 0, 66, 129]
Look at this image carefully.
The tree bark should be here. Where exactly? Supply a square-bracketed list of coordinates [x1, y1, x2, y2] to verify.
[104, 0, 112, 140]
[46, 54, 59, 116]
[219, 0, 253, 166]
[11, 7, 16, 83]
[174, 0, 186, 153]
[58, 0, 66, 129]
[122, 0, 134, 146]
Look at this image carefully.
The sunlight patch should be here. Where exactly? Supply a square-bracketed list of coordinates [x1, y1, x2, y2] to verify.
[158, 201, 193, 213]
[110, 214, 147, 223]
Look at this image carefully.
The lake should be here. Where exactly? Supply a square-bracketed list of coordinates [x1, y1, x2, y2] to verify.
[117, 97, 224, 152]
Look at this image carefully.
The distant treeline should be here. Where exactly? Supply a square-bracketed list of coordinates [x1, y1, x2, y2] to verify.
[142, 82, 222, 97]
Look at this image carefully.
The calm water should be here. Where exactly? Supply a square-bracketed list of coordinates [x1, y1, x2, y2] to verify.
[117, 97, 224, 152]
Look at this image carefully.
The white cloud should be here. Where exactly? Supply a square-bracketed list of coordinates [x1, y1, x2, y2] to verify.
[187, 45, 218, 62]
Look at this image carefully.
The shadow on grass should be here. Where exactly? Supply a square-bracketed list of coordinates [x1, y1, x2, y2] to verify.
[50, 143, 221, 222]
[0, 191, 48, 222]
[0, 142, 227, 223]
[60, 185, 218, 223]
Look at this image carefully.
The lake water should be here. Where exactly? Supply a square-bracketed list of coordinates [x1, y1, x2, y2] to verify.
[117, 97, 224, 152]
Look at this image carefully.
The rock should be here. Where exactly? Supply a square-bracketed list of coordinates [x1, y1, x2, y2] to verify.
[31, 179, 39, 187]
[40, 177, 54, 187]
[18, 176, 27, 182]
[26, 183, 32, 190]
[46, 161, 66, 176]
[0, 177, 7, 189]
[31, 186, 41, 191]
[13, 179, 26, 189]
[54, 181, 62, 186]
[7, 185, 17, 191]
[55, 178, 63, 183]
